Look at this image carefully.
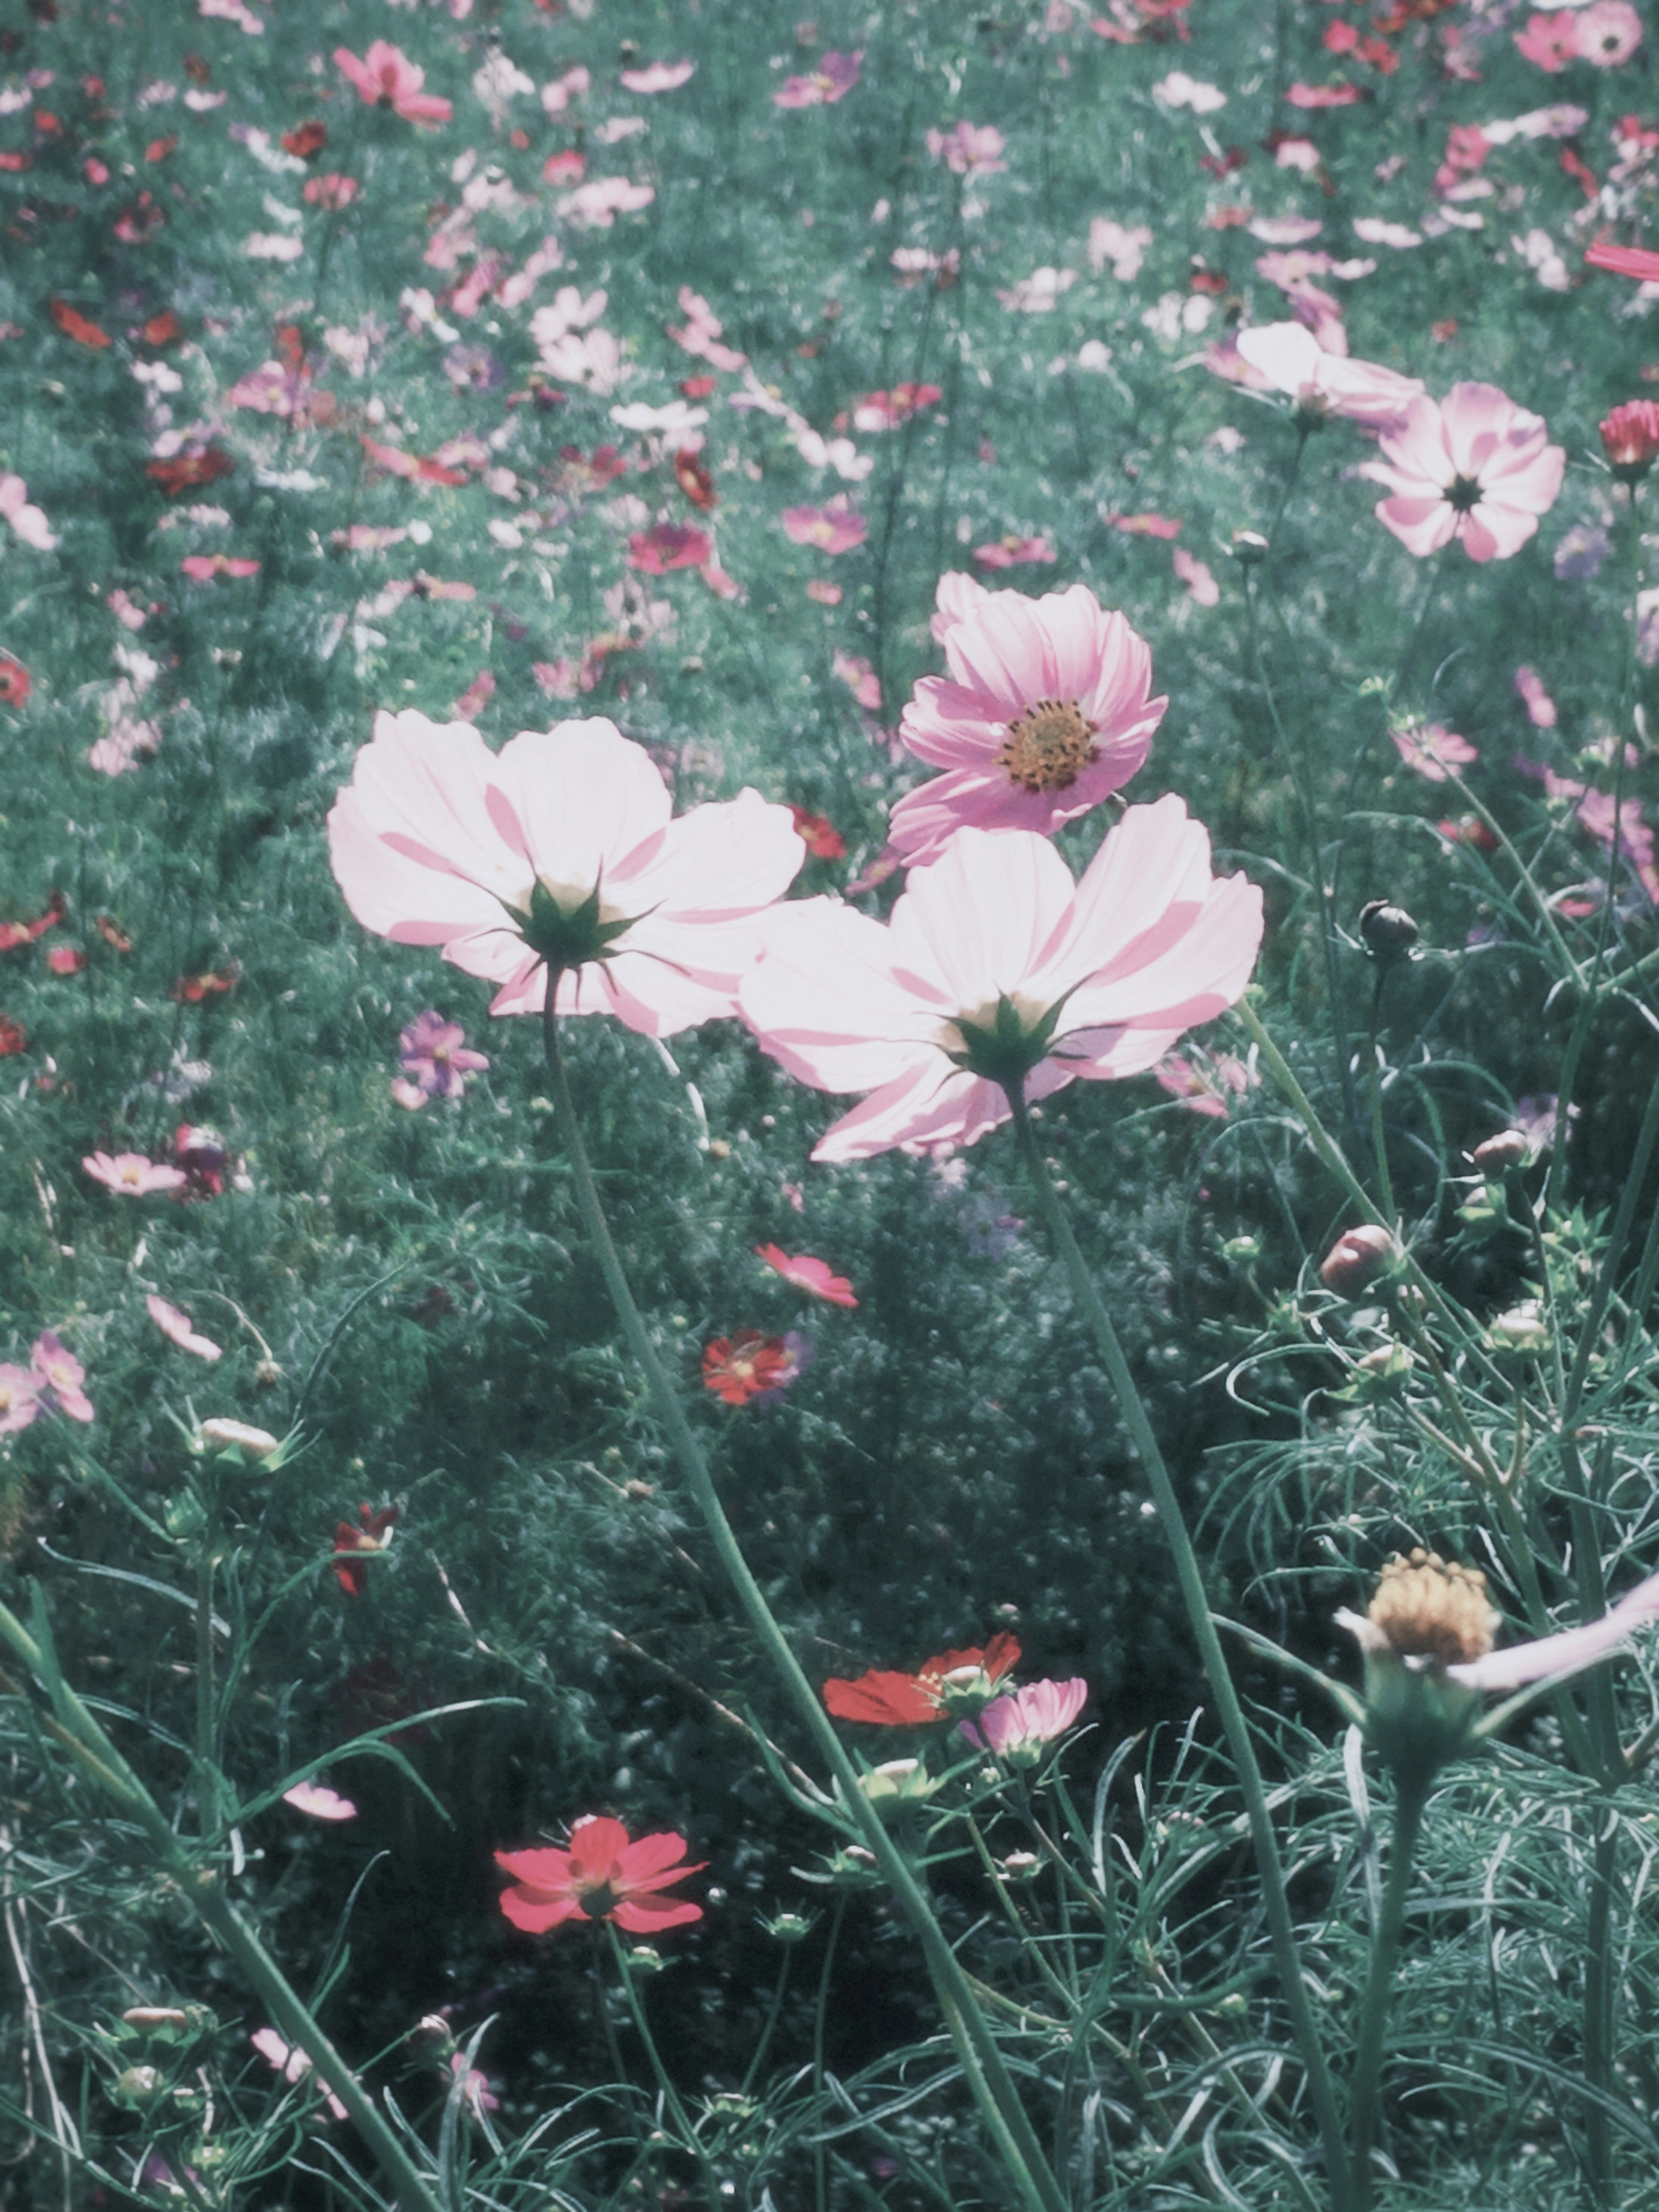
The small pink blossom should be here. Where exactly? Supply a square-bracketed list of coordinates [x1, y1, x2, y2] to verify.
[1087, 217, 1152, 279]
[1514, 664, 1557, 728]
[250, 2031, 350, 2122]
[851, 383, 942, 432]
[774, 51, 863, 107]
[666, 288, 747, 372]
[1155, 1050, 1254, 1117]
[0, 474, 57, 551]
[926, 121, 1007, 176]
[303, 174, 359, 210]
[1172, 547, 1220, 606]
[146, 1295, 224, 1361]
[449, 2051, 500, 2117]
[558, 175, 655, 229]
[973, 535, 1058, 569]
[1352, 217, 1421, 249]
[32, 1332, 92, 1423]
[618, 60, 694, 93]
[1364, 383, 1565, 562]
[807, 579, 843, 606]
[181, 555, 260, 582]
[1576, 1, 1643, 66]
[890, 575, 1165, 866]
[0, 1367, 42, 1437]
[1286, 80, 1360, 107]
[756, 1245, 858, 1306]
[1234, 323, 1423, 429]
[333, 42, 451, 126]
[1392, 720, 1478, 781]
[1514, 13, 1580, 70]
[452, 670, 496, 723]
[282, 1782, 359, 1821]
[540, 66, 591, 116]
[742, 799, 1262, 1161]
[961, 1677, 1089, 1758]
[327, 713, 804, 1036]
[629, 522, 712, 573]
[1275, 137, 1322, 172]
[832, 649, 881, 709]
[399, 1010, 489, 1099]
[782, 498, 867, 553]
[83, 1151, 188, 1197]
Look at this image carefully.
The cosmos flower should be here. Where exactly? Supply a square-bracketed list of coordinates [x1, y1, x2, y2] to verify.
[744, 804, 1262, 1161]
[331, 1504, 398, 1596]
[888, 577, 1166, 864]
[327, 713, 804, 1036]
[250, 2031, 350, 2121]
[1233, 323, 1424, 429]
[756, 1246, 858, 1306]
[398, 1011, 489, 1100]
[701, 1331, 792, 1404]
[83, 1152, 189, 1197]
[781, 499, 867, 553]
[824, 1634, 1022, 1725]
[282, 1783, 358, 1821]
[146, 1295, 224, 1362]
[960, 1677, 1089, 1760]
[0, 474, 58, 551]
[1391, 719, 1478, 781]
[925, 121, 1007, 175]
[774, 51, 863, 107]
[1363, 383, 1564, 562]
[0, 1366, 41, 1436]
[496, 1815, 705, 1934]
[618, 60, 695, 93]
[333, 42, 451, 126]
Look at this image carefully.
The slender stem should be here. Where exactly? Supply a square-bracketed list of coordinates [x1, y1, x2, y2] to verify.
[1583, 1817, 1618, 2205]
[740, 1948, 795, 2098]
[605, 1924, 716, 2208]
[812, 1896, 845, 2212]
[1005, 1089, 1352, 2211]
[1562, 1063, 1659, 1426]
[1366, 971, 1397, 1223]
[1348, 1777, 1428, 2212]
[540, 1006, 1069, 2212]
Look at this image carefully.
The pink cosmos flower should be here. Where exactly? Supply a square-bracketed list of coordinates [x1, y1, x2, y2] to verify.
[889, 577, 1165, 866]
[83, 1151, 188, 1197]
[628, 522, 713, 573]
[1514, 664, 1557, 728]
[741, 800, 1263, 1162]
[0, 1366, 42, 1436]
[1363, 383, 1565, 562]
[1173, 548, 1220, 607]
[1392, 720, 1478, 781]
[666, 287, 747, 372]
[558, 175, 655, 229]
[851, 382, 942, 432]
[926, 121, 1007, 176]
[333, 42, 451, 126]
[1514, 13, 1579, 70]
[146, 1294, 224, 1362]
[832, 650, 881, 710]
[0, 474, 57, 551]
[496, 1815, 705, 1935]
[960, 1677, 1089, 1759]
[181, 556, 260, 582]
[1286, 81, 1360, 107]
[303, 174, 358, 210]
[782, 498, 867, 553]
[1576, 1, 1643, 66]
[974, 535, 1058, 569]
[32, 1332, 92, 1422]
[774, 51, 863, 107]
[400, 1011, 489, 1099]
[327, 712, 804, 1036]
[619, 60, 694, 92]
[282, 1782, 358, 1821]
[250, 2031, 350, 2122]
[1233, 323, 1423, 429]
[756, 1245, 858, 1307]
[1155, 1049, 1253, 1117]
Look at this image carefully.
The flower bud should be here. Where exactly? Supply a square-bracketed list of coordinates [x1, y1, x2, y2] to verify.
[111, 2065, 165, 2107]
[1221, 1234, 1261, 1265]
[760, 1911, 815, 1945]
[1319, 1223, 1396, 1296]
[1471, 1129, 1529, 1174]
[998, 1850, 1041, 1883]
[1600, 399, 1659, 484]
[1230, 529, 1269, 566]
[624, 1945, 665, 1976]
[121, 2006, 191, 2034]
[197, 1417, 281, 1462]
[857, 1756, 941, 1810]
[1488, 1301, 1550, 1359]
[1358, 898, 1420, 961]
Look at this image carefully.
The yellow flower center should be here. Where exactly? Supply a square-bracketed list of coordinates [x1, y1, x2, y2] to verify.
[997, 697, 1099, 795]
[1367, 1550, 1497, 1669]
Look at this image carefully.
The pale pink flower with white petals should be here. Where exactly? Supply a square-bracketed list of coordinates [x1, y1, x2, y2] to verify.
[83, 1151, 188, 1197]
[1575, 1, 1642, 67]
[32, 1332, 92, 1422]
[774, 51, 863, 107]
[334, 41, 451, 125]
[0, 474, 58, 552]
[1234, 323, 1424, 429]
[926, 121, 1007, 175]
[960, 1677, 1088, 1757]
[251, 2031, 350, 2121]
[619, 60, 694, 93]
[1363, 383, 1564, 562]
[890, 579, 1165, 866]
[282, 1782, 358, 1821]
[327, 714, 804, 1036]
[1392, 721, 1477, 781]
[741, 801, 1263, 1162]
[146, 1295, 224, 1361]
[0, 1367, 42, 1437]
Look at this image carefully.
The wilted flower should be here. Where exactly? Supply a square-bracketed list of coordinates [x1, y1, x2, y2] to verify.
[331, 1503, 398, 1595]
[146, 1295, 223, 1361]
[197, 1417, 281, 1462]
[824, 1634, 1021, 1725]
[756, 1246, 858, 1307]
[496, 1815, 705, 1934]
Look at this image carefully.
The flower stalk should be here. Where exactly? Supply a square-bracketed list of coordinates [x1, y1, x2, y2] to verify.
[1346, 1774, 1428, 2212]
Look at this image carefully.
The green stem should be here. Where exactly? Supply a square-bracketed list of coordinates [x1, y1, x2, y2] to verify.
[812, 1896, 845, 2212]
[0, 1597, 445, 2212]
[1348, 1776, 1428, 2212]
[1366, 971, 1397, 1224]
[1005, 1089, 1352, 2211]
[605, 1924, 715, 2206]
[541, 1006, 1069, 2212]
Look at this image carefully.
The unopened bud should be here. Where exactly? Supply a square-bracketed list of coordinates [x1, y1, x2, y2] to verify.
[1358, 899, 1420, 961]
[197, 1417, 281, 1462]
[112, 2066, 165, 2107]
[121, 2007, 190, 2033]
[761, 1911, 814, 1945]
[1319, 1224, 1397, 1296]
[625, 1945, 665, 1976]
[1488, 1301, 1550, 1359]
[999, 1851, 1041, 1883]
[1471, 1129, 1529, 1174]
[1231, 529, 1269, 566]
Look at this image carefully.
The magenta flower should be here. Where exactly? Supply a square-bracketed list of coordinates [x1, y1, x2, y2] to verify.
[333, 41, 451, 126]
[0, 473, 57, 552]
[960, 1677, 1088, 1760]
[0, 1366, 42, 1436]
[627, 522, 712, 573]
[619, 59, 695, 92]
[889, 578, 1165, 867]
[973, 536, 1058, 569]
[1391, 720, 1478, 782]
[925, 121, 1007, 176]
[1233, 324, 1424, 430]
[146, 1295, 224, 1362]
[400, 1011, 489, 1100]
[327, 712, 804, 1036]
[83, 1151, 188, 1197]
[741, 800, 1263, 1162]
[32, 1332, 92, 1423]
[756, 1245, 858, 1307]
[773, 51, 863, 108]
[781, 498, 867, 553]
[1363, 383, 1565, 562]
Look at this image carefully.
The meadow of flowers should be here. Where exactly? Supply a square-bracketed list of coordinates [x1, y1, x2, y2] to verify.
[7, 0, 1659, 2206]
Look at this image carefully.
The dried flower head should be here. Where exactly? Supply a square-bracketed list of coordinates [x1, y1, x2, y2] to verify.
[1366, 1550, 1498, 1669]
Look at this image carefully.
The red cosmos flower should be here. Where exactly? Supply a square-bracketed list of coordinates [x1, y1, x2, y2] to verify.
[702, 1331, 791, 1404]
[281, 121, 328, 159]
[49, 298, 111, 348]
[496, 1815, 705, 1934]
[756, 1245, 858, 1307]
[140, 309, 181, 348]
[0, 655, 30, 709]
[0, 1016, 25, 1056]
[0, 891, 66, 953]
[359, 435, 468, 487]
[674, 450, 716, 510]
[331, 1503, 398, 1595]
[1601, 400, 1659, 481]
[170, 966, 238, 1003]
[628, 521, 713, 573]
[147, 447, 235, 497]
[824, 1634, 1022, 1725]
[790, 806, 846, 860]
